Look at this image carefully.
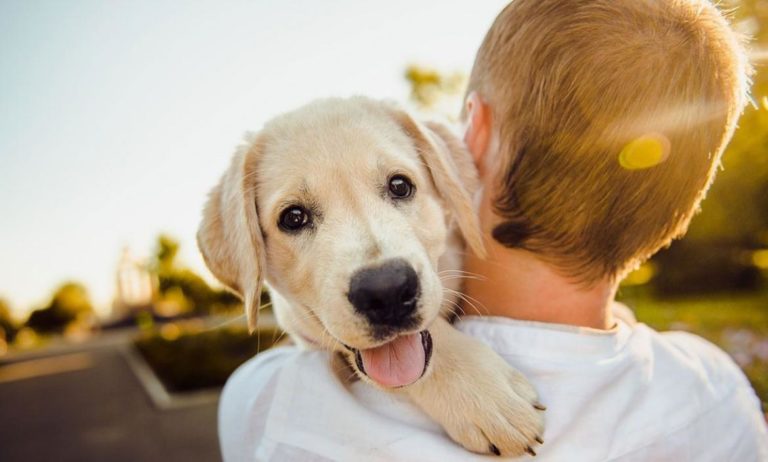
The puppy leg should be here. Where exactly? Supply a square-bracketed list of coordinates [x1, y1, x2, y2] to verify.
[403, 318, 545, 457]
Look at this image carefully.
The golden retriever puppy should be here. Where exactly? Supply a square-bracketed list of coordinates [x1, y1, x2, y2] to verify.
[198, 97, 545, 456]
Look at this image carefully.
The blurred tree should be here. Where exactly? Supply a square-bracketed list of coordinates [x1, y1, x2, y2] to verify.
[156, 234, 180, 273]
[405, 64, 466, 117]
[26, 282, 94, 333]
[152, 234, 240, 315]
[0, 298, 18, 343]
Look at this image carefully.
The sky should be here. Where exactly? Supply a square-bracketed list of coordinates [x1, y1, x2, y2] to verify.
[0, 0, 510, 318]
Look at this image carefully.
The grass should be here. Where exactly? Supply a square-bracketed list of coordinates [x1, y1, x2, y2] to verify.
[619, 291, 768, 414]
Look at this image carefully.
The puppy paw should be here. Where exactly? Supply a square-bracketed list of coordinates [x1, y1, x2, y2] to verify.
[440, 362, 545, 457]
[452, 376, 544, 456]
[404, 321, 545, 457]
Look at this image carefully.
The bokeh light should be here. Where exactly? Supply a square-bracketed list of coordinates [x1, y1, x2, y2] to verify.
[618, 133, 671, 170]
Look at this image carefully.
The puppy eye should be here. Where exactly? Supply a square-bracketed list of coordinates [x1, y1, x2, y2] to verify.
[388, 175, 414, 199]
[279, 206, 311, 232]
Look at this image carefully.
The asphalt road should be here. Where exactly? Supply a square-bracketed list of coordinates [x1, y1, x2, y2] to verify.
[0, 346, 221, 462]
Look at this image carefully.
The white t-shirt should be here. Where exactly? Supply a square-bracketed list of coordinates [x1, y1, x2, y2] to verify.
[219, 310, 768, 461]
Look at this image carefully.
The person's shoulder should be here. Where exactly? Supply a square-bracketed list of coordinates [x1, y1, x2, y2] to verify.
[641, 325, 752, 393]
[624, 324, 768, 460]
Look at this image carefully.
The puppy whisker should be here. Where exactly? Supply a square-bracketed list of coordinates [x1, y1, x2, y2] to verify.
[438, 269, 484, 276]
[201, 313, 247, 332]
[439, 275, 485, 282]
[443, 298, 467, 317]
[438, 269, 487, 281]
[444, 287, 490, 317]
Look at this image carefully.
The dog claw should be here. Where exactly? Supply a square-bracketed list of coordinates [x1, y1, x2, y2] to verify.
[535, 436, 544, 444]
[489, 444, 501, 456]
[526, 446, 537, 456]
[533, 402, 547, 411]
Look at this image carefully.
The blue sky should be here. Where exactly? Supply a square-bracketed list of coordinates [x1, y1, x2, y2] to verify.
[0, 0, 509, 317]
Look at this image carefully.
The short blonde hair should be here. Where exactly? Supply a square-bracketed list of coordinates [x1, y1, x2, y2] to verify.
[467, 0, 750, 282]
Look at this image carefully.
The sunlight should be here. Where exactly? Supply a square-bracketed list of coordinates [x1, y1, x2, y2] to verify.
[0, 352, 94, 384]
[160, 323, 181, 341]
[748, 47, 768, 63]
[753, 250, 768, 270]
[609, 100, 726, 148]
[622, 263, 656, 286]
[619, 133, 670, 170]
[0, 0, 508, 317]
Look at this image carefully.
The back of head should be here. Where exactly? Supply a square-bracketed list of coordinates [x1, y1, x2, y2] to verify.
[468, 0, 750, 283]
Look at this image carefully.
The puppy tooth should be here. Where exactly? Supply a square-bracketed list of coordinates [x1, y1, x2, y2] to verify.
[489, 444, 501, 456]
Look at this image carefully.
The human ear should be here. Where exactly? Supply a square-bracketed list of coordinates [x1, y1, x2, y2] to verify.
[463, 91, 493, 177]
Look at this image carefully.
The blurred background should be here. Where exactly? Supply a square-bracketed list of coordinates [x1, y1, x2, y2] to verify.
[0, 0, 766, 460]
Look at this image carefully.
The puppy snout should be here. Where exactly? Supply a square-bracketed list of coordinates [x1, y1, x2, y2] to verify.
[347, 258, 420, 327]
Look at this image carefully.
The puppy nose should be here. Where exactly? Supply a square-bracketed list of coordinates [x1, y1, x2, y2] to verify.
[348, 259, 420, 327]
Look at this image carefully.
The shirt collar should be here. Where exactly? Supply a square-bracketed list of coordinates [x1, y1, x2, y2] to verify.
[455, 303, 635, 361]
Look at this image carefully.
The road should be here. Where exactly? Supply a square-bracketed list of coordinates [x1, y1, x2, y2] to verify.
[0, 340, 221, 462]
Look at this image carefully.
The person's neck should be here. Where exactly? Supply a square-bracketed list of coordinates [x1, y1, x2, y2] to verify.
[461, 244, 618, 330]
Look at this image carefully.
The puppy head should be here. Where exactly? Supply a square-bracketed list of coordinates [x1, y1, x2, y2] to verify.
[198, 97, 483, 383]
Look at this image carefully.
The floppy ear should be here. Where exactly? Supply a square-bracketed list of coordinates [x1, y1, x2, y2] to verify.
[388, 108, 487, 259]
[197, 138, 266, 332]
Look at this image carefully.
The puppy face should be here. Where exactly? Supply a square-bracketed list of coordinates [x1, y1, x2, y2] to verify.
[198, 97, 483, 384]
[257, 103, 450, 349]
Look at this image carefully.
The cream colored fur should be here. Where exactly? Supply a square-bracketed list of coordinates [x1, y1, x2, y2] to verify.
[198, 97, 544, 456]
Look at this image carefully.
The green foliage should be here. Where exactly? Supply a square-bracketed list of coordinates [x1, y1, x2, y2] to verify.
[155, 234, 180, 273]
[404, 64, 466, 115]
[652, 243, 764, 296]
[152, 234, 241, 315]
[158, 268, 240, 313]
[135, 326, 282, 391]
[25, 282, 93, 333]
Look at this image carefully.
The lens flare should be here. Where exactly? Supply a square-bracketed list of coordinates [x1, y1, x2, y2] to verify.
[619, 133, 670, 170]
[752, 250, 768, 270]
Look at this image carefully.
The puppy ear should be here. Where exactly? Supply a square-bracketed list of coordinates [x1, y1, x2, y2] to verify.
[389, 108, 487, 259]
[197, 138, 266, 332]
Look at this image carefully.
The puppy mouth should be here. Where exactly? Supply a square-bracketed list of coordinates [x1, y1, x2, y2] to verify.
[346, 330, 433, 388]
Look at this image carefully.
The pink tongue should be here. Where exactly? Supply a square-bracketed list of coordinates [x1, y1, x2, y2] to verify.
[360, 333, 425, 388]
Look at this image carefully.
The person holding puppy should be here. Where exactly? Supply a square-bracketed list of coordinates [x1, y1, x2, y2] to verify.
[219, 0, 768, 460]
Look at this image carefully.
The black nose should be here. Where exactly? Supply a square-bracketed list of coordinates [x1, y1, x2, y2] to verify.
[347, 259, 420, 328]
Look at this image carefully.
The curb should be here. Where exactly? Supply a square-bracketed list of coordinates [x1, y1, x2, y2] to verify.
[120, 344, 221, 410]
